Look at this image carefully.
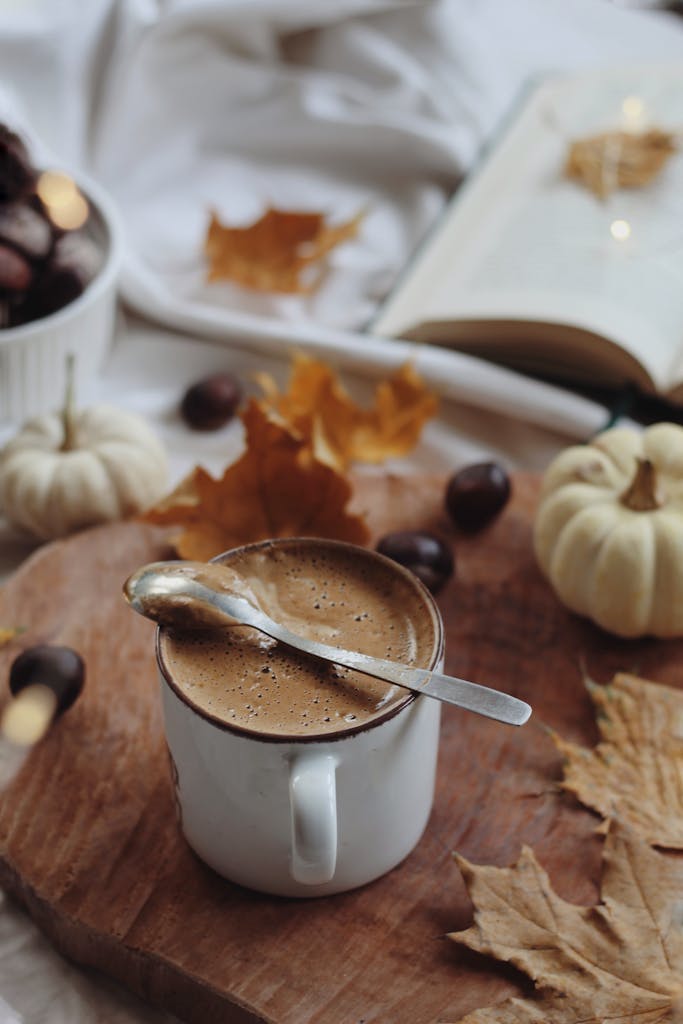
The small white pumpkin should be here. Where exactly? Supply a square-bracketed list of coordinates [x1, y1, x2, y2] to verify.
[533, 422, 683, 638]
[0, 370, 169, 541]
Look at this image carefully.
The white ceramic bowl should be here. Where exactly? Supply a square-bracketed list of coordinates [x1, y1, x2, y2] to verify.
[0, 172, 123, 424]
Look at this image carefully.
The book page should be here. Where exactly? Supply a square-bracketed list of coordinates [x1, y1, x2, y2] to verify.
[373, 65, 683, 393]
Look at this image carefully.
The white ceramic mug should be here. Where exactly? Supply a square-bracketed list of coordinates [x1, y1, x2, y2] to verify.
[157, 538, 445, 898]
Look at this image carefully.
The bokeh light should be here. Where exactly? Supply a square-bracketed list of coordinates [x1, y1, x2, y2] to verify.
[37, 170, 89, 230]
[621, 95, 645, 128]
[610, 218, 632, 241]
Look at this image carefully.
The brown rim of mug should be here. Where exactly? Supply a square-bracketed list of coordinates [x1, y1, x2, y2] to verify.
[155, 536, 445, 744]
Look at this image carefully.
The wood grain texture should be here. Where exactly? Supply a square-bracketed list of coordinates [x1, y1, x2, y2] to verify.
[1, 472, 682, 1024]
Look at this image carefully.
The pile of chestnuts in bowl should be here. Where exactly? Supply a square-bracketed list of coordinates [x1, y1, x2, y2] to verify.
[0, 123, 122, 422]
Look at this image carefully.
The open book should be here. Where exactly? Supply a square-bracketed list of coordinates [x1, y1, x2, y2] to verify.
[371, 64, 683, 402]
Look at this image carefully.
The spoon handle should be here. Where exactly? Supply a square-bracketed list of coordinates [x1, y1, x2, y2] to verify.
[408, 669, 531, 726]
[251, 612, 531, 727]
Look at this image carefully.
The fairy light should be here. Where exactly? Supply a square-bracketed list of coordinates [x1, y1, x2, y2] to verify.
[36, 170, 89, 230]
[610, 219, 632, 242]
[621, 95, 645, 131]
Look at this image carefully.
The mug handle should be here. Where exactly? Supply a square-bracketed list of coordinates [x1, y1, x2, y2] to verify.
[289, 752, 338, 885]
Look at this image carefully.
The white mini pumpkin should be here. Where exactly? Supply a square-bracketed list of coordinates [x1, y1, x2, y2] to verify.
[0, 398, 169, 541]
[533, 422, 683, 638]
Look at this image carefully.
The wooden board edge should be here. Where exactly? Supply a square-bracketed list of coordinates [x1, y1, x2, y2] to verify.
[0, 858, 272, 1024]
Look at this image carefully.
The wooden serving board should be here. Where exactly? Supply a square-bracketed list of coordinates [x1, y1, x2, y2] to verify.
[1, 472, 682, 1024]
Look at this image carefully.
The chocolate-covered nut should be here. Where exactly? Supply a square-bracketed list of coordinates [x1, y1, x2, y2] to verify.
[0, 243, 31, 294]
[9, 644, 85, 714]
[54, 231, 101, 282]
[0, 202, 53, 260]
[376, 530, 455, 594]
[445, 462, 511, 532]
[0, 125, 102, 330]
[0, 124, 36, 201]
[181, 373, 243, 430]
[15, 263, 84, 322]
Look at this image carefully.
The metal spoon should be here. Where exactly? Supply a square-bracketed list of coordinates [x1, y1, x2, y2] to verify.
[123, 560, 531, 727]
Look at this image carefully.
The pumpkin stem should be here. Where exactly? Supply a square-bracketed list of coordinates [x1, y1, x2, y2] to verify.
[61, 353, 77, 452]
[620, 457, 663, 511]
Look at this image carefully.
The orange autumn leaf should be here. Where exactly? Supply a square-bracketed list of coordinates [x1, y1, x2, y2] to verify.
[143, 401, 368, 560]
[204, 206, 363, 294]
[255, 353, 438, 471]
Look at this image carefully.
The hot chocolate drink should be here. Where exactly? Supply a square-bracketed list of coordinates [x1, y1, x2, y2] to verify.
[158, 538, 441, 738]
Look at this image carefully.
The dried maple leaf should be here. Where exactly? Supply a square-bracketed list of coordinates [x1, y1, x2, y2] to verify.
[147, 469, 201, 517]
[255, 353, 438, 471]
[565, 128, 677, 199]
[551, 672, 683, 849]
[204, 206, 363, 293]
[449, 821, 683, 1023]
[143, 400, 368, 559]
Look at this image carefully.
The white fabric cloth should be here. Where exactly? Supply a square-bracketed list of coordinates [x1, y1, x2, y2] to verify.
[3, 0, 683, 440]
[1, 1, 683, 1021]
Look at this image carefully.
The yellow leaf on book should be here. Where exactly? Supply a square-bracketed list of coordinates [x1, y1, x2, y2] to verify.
[448, 822, 683, 1022]
[255, 353, 438, 471]
[565, 128, 677, 198]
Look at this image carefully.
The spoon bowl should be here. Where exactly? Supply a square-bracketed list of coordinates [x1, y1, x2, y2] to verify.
[124, 561, 256, 631]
